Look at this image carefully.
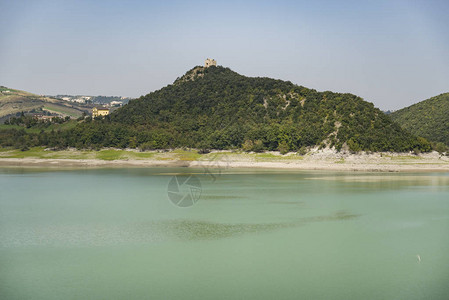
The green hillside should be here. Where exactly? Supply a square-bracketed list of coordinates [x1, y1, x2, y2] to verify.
[109, 66, 429, 152]
[390, 93, 449, 146]
[0, 67, 431, 152]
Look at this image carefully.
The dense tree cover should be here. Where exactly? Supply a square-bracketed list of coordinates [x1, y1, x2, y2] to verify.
[390, 93, 449, 147]
[109, 66, 430, 152]
[4, 113, 70, 128]
[0, 66, 432, 152]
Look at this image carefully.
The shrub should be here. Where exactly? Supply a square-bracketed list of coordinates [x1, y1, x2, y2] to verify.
[197, 141, 211, 154]
[242, 139, 264, 152]
[434, 142, 448, 154]
[252, 140, 264, 152]
[242, 140, 254, 152]
[139, 142, 155, 151]
[278, 141, 289, 155]
[198, 148, 210, 154]
[347, 138, 362, 153]
[297, 146, 308, 156]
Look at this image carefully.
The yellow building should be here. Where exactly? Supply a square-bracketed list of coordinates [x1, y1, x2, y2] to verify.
[92, 107, 109, 117]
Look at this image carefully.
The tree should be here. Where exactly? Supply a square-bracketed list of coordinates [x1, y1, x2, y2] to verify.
[278, 141, 289, 155]
[435, 142, 447, 154]
[347, 138, 362, 153]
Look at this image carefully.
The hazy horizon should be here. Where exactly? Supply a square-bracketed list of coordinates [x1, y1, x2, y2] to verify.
[1, 0, 448, 110]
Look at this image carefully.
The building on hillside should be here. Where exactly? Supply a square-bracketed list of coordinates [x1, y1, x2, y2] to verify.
[110, 101, 123, 107]
[32, 114, 56, 122]
[73, 98, 86, 104]
[31, 114, 44, 120]
[40, 116, 56, 122]
[92, 107, 109, 118]
[205, 58, 217, 68]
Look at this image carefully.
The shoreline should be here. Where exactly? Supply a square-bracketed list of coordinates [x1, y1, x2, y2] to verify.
[1, 147, 448, 172]
[1, 154, 449, 172]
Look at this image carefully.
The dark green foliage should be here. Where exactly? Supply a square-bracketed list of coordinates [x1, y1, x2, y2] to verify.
[297, 146, 308, 156]
[6, 114, 69, 128]
[0, 128, 37, 149]
[110, 66, 428, 152]
[434, 142, 448, 154]
[390, 93, 449, 146]
[278, 141, 290, 154]
[347, 138, 362, 153]
[242, 140, 264, 152]
[0, 66, 432, 152]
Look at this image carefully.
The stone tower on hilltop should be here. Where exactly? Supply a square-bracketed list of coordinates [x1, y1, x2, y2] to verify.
[205, 58, 217, 68]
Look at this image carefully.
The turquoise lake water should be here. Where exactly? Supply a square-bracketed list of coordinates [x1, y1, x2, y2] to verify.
[1, 167, 449, 299]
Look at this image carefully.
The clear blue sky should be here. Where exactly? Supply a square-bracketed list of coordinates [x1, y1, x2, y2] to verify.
[1, 0, 448, 110]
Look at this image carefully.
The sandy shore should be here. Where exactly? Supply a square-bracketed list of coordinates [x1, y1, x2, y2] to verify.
[1, 149, 449, 172]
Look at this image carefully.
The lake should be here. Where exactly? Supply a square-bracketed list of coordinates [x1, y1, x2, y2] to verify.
[1, 167, 448, 299]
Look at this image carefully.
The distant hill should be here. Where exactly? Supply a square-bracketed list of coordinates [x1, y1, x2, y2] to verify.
[52, 95, 131, 106]
[390, 93, 449, 146]
[0, 86, 88, 121]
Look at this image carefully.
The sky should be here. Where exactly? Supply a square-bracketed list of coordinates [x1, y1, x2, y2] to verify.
[0, 0, 448, 110]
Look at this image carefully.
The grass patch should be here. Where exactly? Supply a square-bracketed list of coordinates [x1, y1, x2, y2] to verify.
[43, 104, 83, 118]
[172, 149, 202, 161]
[0, 124, 45, 134]
[131, 152, 156, 159]
[254, 153, 304, 161]
[46, 120, 79, 131]
[0, 147, 96, 159]
[0, 124, 24, 130]
[390, 155, 423, 160]
[0, 147, 48, 158]
[255, 153, 278, 159]
[95, 149, 126, 160]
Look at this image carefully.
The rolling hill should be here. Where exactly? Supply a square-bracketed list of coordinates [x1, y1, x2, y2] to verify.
[0, 86, 88, 121]
[390, 93, 449, 146]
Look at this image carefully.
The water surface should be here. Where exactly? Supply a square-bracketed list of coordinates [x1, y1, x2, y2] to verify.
[1, 168, 448, 299]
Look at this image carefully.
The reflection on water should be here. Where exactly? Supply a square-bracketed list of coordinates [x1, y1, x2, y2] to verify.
[1, 211, 359, 247]
[145, 211, 359, 241]
[306, 174, 449, 184]
[303, 173, 449, 194]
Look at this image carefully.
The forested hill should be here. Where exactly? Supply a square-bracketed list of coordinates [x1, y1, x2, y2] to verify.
[0, 66, 431, 152]
[390, 93, 449, 146]
[108, 65, 429, 152]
